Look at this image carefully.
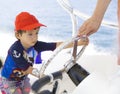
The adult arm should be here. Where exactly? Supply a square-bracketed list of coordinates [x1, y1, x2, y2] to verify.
[78, 0, 111, 36]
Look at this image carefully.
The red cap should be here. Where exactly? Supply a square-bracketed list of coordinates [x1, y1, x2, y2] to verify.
[15, 12, 46, 31]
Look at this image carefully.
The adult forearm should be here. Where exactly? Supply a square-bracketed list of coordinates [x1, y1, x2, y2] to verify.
[92, 0, 111, 22]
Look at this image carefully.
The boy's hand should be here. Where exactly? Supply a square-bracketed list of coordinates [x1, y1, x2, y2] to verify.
[32, 68, 40, 78]
[77, 37, 89, 46]
[12, 69, 25, 77]
[23, 66, 40, 78]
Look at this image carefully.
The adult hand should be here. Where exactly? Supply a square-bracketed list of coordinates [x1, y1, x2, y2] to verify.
[78, 17, 102, 36]
[78, 36, 89, 46]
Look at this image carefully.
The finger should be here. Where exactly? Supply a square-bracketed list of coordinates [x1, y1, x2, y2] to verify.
[78, 27, 90, 36]
[87, 31, 95, 36]
[78, 25, 86, 34]
[77, 30, 86, 37]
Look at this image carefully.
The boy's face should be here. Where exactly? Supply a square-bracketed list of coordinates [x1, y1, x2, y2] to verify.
[17, 28, 40, 50]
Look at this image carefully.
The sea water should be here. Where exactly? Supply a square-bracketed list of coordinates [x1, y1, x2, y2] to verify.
[0, 0, 118, 58]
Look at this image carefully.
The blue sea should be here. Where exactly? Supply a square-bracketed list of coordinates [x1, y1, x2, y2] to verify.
[0, 0, 118, 57]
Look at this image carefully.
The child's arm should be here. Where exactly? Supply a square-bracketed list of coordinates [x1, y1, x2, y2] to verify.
[22, 66, 40, 78]
[56, 37, 89, 48]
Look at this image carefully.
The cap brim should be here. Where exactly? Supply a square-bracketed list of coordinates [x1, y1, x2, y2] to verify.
[20, 23, 46, 31]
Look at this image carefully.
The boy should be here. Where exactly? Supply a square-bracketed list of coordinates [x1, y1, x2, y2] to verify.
[0, 12, 88, 94]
